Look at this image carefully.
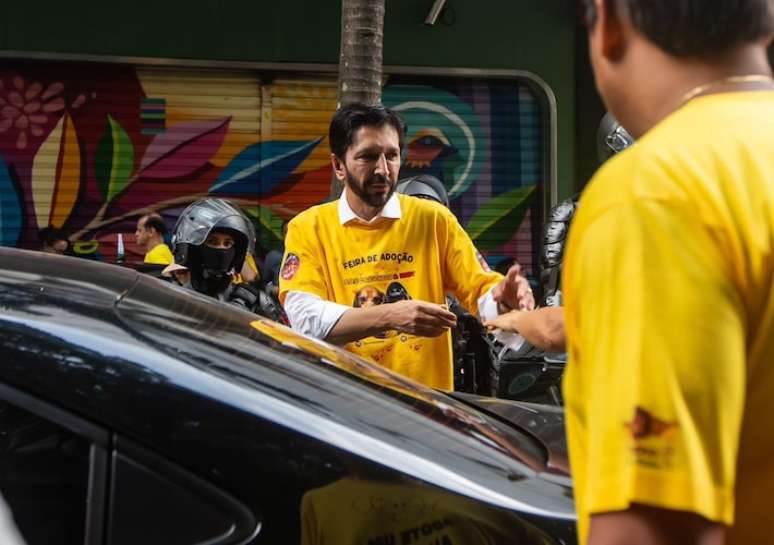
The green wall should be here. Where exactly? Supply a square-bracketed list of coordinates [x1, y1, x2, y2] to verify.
[1, 0, 577, 198]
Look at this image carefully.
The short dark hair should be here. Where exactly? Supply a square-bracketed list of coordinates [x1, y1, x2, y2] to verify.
[583, 0, 774, 57]
[142, 213, 167, 236]
[329, 103, 407, 159]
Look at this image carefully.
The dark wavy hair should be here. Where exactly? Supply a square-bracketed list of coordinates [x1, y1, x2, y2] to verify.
[329, 103, 407, 159]
[583, 0, 774, 57]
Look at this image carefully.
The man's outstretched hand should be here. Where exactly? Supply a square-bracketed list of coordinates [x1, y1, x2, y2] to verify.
[492, 264, 535, 313]
[386, 300, 458, 337]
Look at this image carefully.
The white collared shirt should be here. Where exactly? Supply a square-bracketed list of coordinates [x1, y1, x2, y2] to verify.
[337, 188, 402, 224]
[284, 190, 519, 348]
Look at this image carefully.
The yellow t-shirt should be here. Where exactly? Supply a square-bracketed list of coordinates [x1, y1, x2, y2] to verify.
[143, 243, 174, 265]
[563, 92, 774, 543]
[233, 252, 259, 284]
[279, 194, 502, 390]
[301, 477, 549, 545]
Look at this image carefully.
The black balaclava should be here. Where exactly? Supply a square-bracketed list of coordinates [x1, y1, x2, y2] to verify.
[190, 245, 236, 296]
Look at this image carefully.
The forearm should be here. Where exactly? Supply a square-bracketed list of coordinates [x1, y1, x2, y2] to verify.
[510, 307, 566, 352]
[324, 306, 393, 345]
[588, 505, 725, 545]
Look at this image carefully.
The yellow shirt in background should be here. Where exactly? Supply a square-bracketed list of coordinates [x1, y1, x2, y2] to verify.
[280, 194, 501, 390]
[301, 477, 549, 545]
[563, 92, 774, 544]
[144, 243, 174, 265]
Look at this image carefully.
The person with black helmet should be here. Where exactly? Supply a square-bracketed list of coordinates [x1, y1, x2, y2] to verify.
[279, 103, 534, 391]
[172, 198, 283, 319]
[395, 174, 450, 208]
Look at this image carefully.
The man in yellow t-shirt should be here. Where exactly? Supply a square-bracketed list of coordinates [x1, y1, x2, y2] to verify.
[279, 103, 533, 390]
[135, 213, 173, 265]
[565, 1, 774, 543]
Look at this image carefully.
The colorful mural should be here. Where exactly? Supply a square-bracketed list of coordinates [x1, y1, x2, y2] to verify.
[0, 63, 544, 273]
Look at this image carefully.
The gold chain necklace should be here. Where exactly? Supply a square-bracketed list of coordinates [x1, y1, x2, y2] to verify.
[681, 74, 774, 104]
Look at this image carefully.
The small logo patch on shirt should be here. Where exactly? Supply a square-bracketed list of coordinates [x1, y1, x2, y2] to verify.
[626, 407, 677, 440]
[281, 253, 300, 280]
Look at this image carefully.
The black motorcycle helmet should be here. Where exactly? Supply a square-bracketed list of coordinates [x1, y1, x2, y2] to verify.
[597, 112, 634, 163]
[172, 199, 255, 294]
[396, 174, 450, 208]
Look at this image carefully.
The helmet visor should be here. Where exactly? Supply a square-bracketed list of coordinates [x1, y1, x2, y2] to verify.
[173, 199, 253, 248]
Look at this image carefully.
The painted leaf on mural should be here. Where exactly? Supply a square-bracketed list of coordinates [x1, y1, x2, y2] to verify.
[209, 138, 322, 196]
[30, 113, 81, 229]
[95, 115, 134, 203]
[0, 156, 22, 246]
[138, 117, 231, 179]
[465, 185, 536, 251]
[243, 205, 285, 247]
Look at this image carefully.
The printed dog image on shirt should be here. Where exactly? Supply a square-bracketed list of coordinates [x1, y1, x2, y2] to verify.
[353, 286, 387, 308]
[386, 282, 412, 303]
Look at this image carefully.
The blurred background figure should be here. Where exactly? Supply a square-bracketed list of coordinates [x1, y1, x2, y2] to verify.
[262, 219, 290, 297]
[37, 226, 69, 255]
[134, 213, 173, 266]
[238, 251, 260, 285]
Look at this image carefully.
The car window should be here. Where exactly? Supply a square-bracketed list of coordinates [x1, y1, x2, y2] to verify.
[108, 440, 257, 545]
[0, 401, 90, 545]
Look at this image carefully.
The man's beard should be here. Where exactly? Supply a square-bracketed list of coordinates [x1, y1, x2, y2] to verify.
[346, 170, 396, 209]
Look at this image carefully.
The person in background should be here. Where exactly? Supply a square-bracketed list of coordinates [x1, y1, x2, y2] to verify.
[135, 213, 173, 265]
[239, 252, 260, 284]
[38, 226, 69, 255]
[172, 198, 286, 322]
[565, 0, 774, 543]
[262, 220, 289, 297]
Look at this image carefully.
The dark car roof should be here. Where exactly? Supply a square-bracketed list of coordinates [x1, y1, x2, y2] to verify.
[0, 248, 574, 519]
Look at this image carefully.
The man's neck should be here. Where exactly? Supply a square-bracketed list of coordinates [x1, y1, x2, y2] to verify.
[345, 188, 384, 222]
[145, 235, 163, 253]
[617, 42, 773, 138]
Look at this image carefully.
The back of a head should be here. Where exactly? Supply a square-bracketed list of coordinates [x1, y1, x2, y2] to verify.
[584, 0, 774, 57]
[38, 226, 68, 248]
[329, 103, 407, 159]
[143, 213, 167, 237]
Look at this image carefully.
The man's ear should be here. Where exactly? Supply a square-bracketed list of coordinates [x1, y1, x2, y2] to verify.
[596, 0, 626, 63]
[331, 153, 347, 182]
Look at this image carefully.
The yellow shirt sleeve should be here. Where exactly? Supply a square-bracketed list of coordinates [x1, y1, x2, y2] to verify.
[143, 243, 174, 265]
[563, 198, 745, 538]
[246, 253, 259, 275]
[278, 216, 329, 304]
[440, 210, 503, 315]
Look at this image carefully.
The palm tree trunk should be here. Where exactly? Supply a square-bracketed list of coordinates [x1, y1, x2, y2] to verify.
[331, 0, 386, 198]
[338, 0, 385, 107]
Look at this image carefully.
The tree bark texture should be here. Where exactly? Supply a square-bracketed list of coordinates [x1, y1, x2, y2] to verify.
[331, 0, 386, 198]
[337, 0, 385, 108]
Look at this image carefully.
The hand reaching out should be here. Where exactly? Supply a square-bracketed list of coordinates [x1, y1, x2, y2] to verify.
[492, 264, 535, 312]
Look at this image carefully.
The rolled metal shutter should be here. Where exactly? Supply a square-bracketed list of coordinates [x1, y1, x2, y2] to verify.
[383, 75, 547, 276]
[0, 64, 549, 277]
